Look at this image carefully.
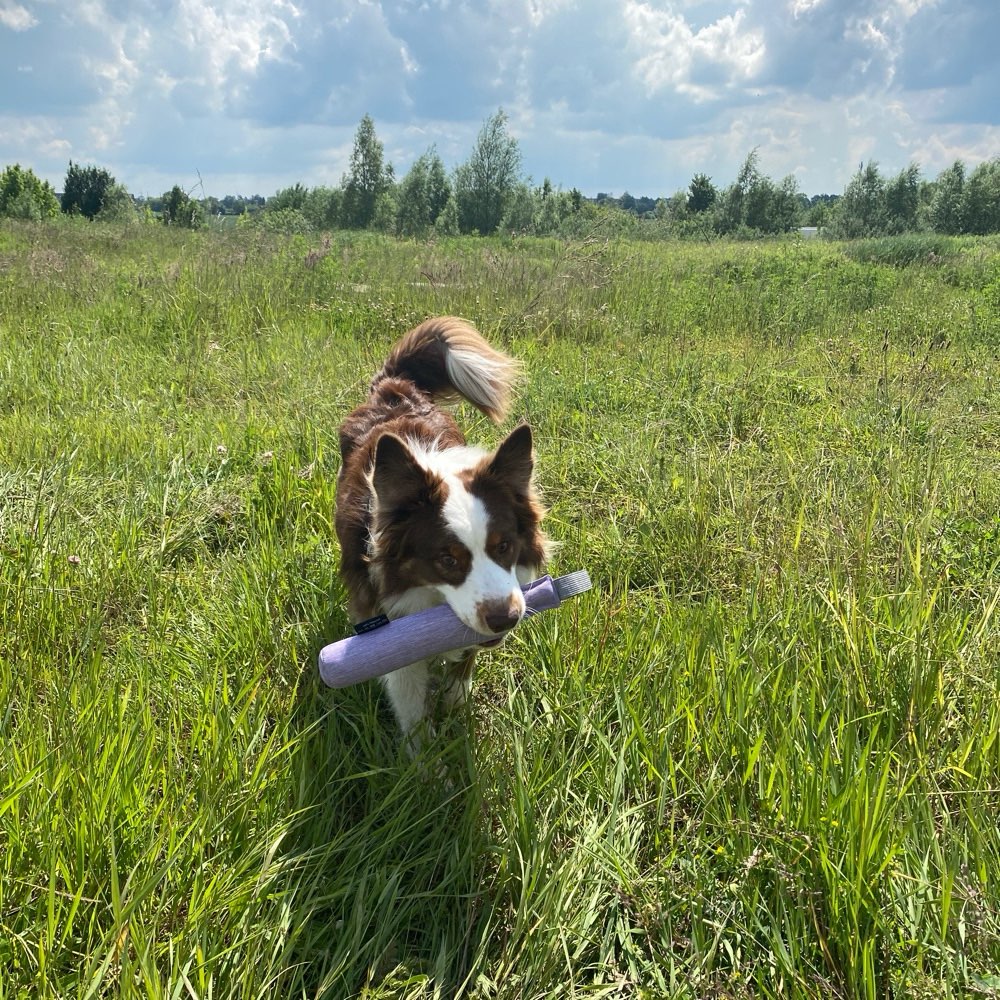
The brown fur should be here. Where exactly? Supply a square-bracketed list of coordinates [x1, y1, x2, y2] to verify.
[372, 316, 520, 422]
[335, 317, 544, 625]
[462, 425, 548, 572]
[335, 378, 466, 621]
[334, 316, 550, 744]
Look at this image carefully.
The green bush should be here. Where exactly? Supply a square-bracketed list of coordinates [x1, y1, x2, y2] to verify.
[241, 207, 313, 235]
[0, 163, 60, 220]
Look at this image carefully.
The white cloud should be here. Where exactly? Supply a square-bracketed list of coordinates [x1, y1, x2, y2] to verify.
[790, 0, 825, 18]
[910, 122, 1000, 173]
[0, 2, 36, 30]
[175, 0, 300, 103]
[696, 13, 766, 80]
[624, 2, 765, 101]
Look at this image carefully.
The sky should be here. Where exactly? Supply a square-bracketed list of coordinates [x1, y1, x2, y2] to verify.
[1, 0, 998, 201]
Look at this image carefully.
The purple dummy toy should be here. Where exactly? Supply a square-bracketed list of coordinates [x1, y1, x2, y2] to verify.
[319, 571, 591, 688]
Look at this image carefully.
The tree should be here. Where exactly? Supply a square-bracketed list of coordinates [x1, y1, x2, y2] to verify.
[267, 183, 309, 213]
[769, 175, 803, 232]
[372, 188, 397, 233]
[499, 182, 537, 233]
[687, 173, 716, 214]
[804, 193, 838, 228]
[713, 151, 799, 234]
[656, 191, 689, 222]
[494, 177, 572, 236]
[927, 161, 966, 235]
[302, 186, 343, 230]
[160, 185, 204, 228]
[425, 150, 451, 223]
[61, 161, 116, 219]
[395, 158, 429, 236]
[883, 163, 920, 234]
[534, 181, 572, 234]
[342, 114, 391, 229]
[95, 182, 138, 223]
[743, 174, 776, 232]
[716, 149, 761, 233]
[454, 109, 522, 235]
[395, 147, 453, 236]
[962, 158, 1000, 235]
[831, 161, 886, 238]
[221, 194, 264, 216]
[0, 163, 60, 219]
[434, 195, 460, 236]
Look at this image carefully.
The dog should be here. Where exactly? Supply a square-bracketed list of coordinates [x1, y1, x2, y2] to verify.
[335, 317, 549, 748]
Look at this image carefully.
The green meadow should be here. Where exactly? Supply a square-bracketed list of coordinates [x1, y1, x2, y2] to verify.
[1, 220, 999, 998]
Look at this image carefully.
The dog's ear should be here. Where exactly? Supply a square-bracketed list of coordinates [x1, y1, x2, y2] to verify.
[487, 423, 534, 493]
[372, 434, 435, 512]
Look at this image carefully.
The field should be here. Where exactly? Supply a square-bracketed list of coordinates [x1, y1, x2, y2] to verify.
[1, 220, 999, 999]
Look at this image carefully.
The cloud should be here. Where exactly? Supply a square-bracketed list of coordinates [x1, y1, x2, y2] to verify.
[232, 1, 416, 126]
[624, 3, 766, 101]
[0, 2, 36, 30]
[173, 0, 300, 108]
[0, 0, 998, 200]
[0, 115, 71, 158]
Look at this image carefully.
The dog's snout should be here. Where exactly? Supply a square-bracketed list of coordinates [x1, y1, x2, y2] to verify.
[481, 600, 523, 635]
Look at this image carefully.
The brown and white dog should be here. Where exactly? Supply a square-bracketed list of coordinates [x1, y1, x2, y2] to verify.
[335, 317, 549, 747]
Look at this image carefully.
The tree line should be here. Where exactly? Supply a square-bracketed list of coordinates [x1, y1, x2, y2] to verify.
[2, 110, 999, 239]
[251, 111, 585, 238]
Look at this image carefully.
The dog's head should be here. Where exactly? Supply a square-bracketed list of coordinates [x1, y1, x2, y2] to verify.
[368, 424, 548, 637]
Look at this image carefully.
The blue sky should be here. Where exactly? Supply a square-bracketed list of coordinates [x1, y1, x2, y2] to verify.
[1, 0, 998, 200]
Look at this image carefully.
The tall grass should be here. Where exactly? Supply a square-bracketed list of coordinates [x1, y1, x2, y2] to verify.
[1, 219, 999, 998]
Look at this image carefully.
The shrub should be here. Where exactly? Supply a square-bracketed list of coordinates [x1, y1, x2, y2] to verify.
[95, 182, 140, 223]
[161, 185, 205, 229]
[244, 207, 313, 235]
[0, 163, 60, 220]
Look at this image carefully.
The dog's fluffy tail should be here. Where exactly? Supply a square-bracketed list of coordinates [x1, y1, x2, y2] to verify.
[372, 316, 520, 423]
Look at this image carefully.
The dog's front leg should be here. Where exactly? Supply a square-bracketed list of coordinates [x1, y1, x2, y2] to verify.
[380, 660, 433, 754]
[441, 650, 478, 711]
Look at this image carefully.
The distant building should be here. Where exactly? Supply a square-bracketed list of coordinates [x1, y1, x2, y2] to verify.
[799, 227, 819, 239]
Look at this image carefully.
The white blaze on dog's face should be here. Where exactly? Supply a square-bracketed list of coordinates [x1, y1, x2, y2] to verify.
[436, 478, 526, 636]
[370, 425, 543, 637]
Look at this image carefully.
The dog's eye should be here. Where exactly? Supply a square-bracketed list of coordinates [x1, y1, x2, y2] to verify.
[495, 540, 510, 555]
[439, 553, 458, 569]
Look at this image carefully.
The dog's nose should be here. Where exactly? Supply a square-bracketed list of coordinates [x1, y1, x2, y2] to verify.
[482, 602, 522, 635]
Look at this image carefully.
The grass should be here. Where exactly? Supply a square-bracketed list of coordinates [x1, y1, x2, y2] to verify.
[1, 219, 999, 998]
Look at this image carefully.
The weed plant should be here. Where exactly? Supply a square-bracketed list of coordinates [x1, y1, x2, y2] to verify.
[1, 220, 999, 998]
